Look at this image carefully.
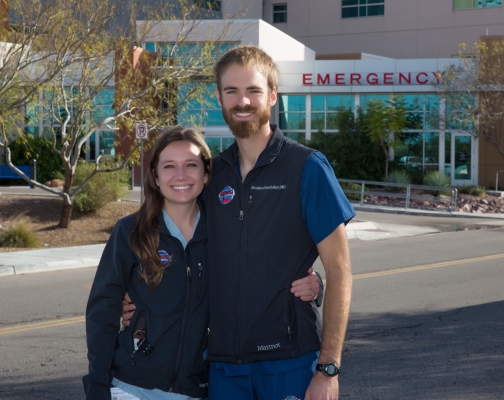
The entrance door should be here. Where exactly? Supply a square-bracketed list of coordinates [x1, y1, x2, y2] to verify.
[447, 133, 476, 186]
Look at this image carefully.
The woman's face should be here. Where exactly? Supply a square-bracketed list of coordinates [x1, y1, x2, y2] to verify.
[155, 140, 208, 209]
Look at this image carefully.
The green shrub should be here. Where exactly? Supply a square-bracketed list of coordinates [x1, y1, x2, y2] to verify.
[385, 170, 412, 184]
[340, 182, 364, 201]
[458, 185, 485, 196]
[383, 170, 411, 191]
[72, 160, 128, 213]
[423, 171, 451, 197]
[0, 217, 41, 248]
[8, 135, 64, 183]
[307, 108, 385, 181]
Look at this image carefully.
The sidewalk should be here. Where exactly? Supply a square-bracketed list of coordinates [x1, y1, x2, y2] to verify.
[1, 186, 504, 278]
[0, 220, 445, 278]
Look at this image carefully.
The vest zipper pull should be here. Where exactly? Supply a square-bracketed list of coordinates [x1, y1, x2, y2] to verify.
[187, 266, 192, 280]
[239, 210, 243, 220]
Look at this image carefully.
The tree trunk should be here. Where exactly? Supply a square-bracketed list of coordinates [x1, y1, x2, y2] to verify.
[58, 201, 73, 228]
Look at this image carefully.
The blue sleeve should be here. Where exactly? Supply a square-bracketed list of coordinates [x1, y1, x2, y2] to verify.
[301, 152, 356, 245]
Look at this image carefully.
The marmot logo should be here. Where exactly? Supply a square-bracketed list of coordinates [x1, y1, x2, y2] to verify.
[257, 342, 281, 351]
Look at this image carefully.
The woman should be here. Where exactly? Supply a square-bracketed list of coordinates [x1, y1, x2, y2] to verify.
[83, 126, 320, 400]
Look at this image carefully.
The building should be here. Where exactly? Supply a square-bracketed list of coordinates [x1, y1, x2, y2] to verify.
[231, 0, 504, 60]
[138, 18, 502, 187]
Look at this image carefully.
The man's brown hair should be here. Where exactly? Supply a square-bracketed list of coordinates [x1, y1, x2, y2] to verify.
[213, 45, 278, 94]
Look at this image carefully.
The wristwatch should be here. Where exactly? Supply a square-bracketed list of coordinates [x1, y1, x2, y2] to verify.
[316, 362, 341, 377]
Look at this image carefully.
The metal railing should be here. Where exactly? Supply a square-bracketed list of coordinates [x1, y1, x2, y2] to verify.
[339, 178, 458, 213]
[496, 171, 504, 191]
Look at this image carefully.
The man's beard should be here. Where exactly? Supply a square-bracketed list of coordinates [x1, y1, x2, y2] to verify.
[222, 105, 270, 139]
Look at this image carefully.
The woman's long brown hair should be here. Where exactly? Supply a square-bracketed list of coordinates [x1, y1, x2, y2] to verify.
[129, 126, 212, 290]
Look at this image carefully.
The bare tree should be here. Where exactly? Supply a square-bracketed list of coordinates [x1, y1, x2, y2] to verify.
[435, 38, 504, 160]
[0, 0, 238, 228]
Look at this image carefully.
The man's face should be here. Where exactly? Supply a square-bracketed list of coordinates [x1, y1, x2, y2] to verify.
[216, 63, 277, 139]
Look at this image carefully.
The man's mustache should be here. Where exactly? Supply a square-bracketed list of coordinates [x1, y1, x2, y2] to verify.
[229, 105, 258, 113]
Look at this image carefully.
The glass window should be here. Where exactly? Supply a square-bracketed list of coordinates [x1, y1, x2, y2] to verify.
[310, 95, 354, 132]
[205, 138, 221, 156]
[99, 131, 115, 156]
[279, 113, 305, 130]
[279, 95, 306, 134]
[92, 88, 115, 125]
[453, 0, 501, 10]
[342, 0, 384, 18]
[273, 4, 287, 23]
[445, 94, 475, 130]
[194, 0, 221, 12]
[177, 82, 225, 126]
[359, 94, 389, 109]
[204, 137, 235, 156]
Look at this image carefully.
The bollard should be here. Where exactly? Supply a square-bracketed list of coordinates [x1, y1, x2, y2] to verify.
[29, 158, 36, 189]
[129, 162, 134, 190]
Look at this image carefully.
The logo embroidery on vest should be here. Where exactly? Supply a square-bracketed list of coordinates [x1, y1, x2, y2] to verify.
[158, 250, 172, 266]
[218, 186, 235, 204]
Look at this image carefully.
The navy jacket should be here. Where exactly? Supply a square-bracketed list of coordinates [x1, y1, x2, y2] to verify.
[205, 126, 322, 364]
[83, 203, 209, 399]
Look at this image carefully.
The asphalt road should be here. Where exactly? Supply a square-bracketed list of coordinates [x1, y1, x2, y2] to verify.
[0, 219, 503, 399]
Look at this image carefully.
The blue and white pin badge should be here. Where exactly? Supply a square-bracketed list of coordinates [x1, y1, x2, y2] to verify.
[158, 250, 173, 266]
[218, 186, 235, 205]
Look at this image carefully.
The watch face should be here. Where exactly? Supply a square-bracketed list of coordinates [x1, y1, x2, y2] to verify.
[326, 364, 337, 375]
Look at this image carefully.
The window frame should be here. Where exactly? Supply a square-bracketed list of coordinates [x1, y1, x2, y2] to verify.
[341, 0, 385, 19]
[273, 3, 288, 23]
[453, 0, 502, 10]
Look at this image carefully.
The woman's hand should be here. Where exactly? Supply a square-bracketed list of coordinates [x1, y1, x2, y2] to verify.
[291, 268, 321, 302]
[120, 292, 136, 330]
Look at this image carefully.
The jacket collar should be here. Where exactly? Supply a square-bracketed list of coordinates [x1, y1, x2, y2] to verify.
[157, 198, 207, 244]
[219, 124, 285, 170]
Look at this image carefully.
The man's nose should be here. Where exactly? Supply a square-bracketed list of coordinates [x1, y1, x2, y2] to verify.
[236, 94, 251, 107]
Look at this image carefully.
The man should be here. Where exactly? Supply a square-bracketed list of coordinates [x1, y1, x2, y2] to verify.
[122, 45, 353, 399]
[204, 46, 354, 399]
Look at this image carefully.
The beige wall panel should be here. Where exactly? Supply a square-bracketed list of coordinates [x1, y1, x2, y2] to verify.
[304, 30, 419, 59]
[222, 0, 263, 19]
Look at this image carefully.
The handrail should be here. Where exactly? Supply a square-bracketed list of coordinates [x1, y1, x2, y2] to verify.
[339, 178, 458, 213]
[496, 171, 504, 191]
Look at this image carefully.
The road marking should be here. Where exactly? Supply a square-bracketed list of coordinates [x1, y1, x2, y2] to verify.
[0, 316, 85, 336]
[353, 253, 504, 280]
[3, 254, 503, 335]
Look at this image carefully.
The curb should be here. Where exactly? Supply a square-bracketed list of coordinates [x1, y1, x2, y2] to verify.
[352, 204, 504, 220]
[0, 244, 105, 277]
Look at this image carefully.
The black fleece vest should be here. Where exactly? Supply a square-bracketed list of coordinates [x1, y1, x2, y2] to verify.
[205, 126, 321, 364]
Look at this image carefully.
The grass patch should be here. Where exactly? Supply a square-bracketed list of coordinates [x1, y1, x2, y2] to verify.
[0, 215, 41, 248]
[458, 185, 486, 196]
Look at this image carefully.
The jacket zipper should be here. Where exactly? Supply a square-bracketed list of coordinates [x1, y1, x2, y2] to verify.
[197, 258, 203, 299]
[169, 253, 192, 392]
[235, 184, 245, 363]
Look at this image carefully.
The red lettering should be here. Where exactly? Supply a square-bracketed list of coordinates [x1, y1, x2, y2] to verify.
[302, 73, 313, 85]
[432, 71, 442, 84]
[416, 72, 428, 84]
[317, 73, 330, 85]
[350, 73, 361, 85]
[398, 73, 411, 84]
[366, 73, 378, 85]
[335, 73, 345, 85]
[383, 72, 394, 85]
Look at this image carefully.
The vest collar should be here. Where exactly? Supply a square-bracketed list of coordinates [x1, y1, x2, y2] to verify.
[220, 124, 285, 170]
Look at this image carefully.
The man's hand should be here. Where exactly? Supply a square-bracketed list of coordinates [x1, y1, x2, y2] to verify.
[304, 372, 339, 400]
[120, 292, 136, 330]
[291, 267, 320, 301]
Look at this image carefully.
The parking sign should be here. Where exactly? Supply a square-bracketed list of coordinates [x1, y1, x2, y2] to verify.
[135, 123, 148, 139]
